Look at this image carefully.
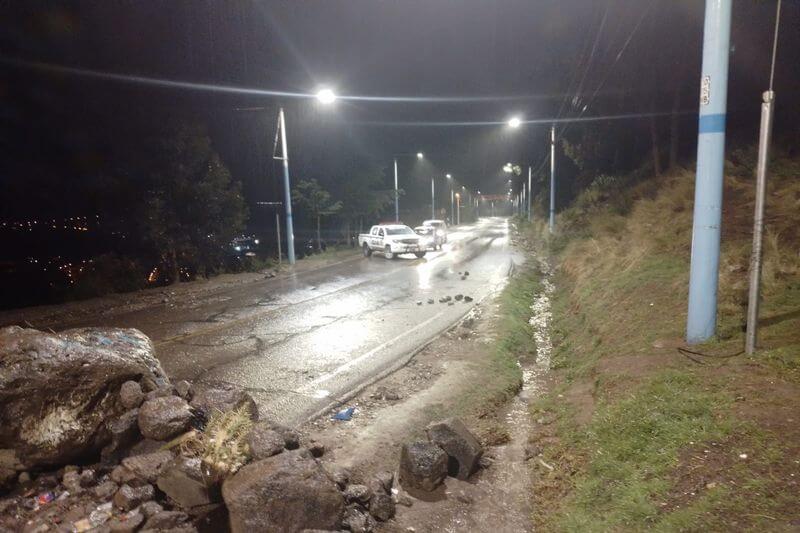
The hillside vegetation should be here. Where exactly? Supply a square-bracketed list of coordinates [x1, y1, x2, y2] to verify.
[526, 149, 800, 531]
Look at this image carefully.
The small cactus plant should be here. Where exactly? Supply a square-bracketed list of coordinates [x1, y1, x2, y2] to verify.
[180, 404, 254, 484]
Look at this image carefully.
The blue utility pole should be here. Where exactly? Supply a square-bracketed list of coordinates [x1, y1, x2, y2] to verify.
[686, 0, 732, 343]
[549, 125, 556, 233]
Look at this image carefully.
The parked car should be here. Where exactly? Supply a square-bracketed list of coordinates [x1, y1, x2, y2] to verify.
[230, 235, 260, 257]
[422, 219, 448, 243]
[414, 225, 444, 250]
[358, 224, 426, 259]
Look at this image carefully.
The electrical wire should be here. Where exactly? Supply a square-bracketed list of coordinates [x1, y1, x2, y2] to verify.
[677, 346, 743, 365]
[557, 0, 656, 141]
[769, 0, 782, 91]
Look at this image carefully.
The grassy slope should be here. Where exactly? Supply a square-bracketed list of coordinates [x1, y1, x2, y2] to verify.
[528, 151, 800, 531]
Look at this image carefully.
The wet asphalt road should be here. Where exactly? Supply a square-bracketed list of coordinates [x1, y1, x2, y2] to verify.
[60, 217, 518, 425]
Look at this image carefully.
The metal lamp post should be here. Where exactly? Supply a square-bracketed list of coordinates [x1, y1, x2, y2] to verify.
[446, 174, 454, 225]
[393, 152, 424, 222]
[272, 88, 336, 266]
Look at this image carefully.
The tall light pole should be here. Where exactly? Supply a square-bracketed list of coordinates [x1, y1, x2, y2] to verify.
[527, 166, 532, 221]
[272, 88, 336, 265]
[393, 152, 423, 223]
[274, 108, 296, 265]
[447, 174, 454, 225]
[686, 0, 732, 343]
[745, 0, 782, 354]
[431, 175, 435, 219]
[393, 158, 399, 222]
[549, 124, 556, 233]
[455, 192, 461, 225]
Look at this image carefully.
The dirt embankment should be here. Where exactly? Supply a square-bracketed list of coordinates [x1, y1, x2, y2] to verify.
[527, 156, 800, 531]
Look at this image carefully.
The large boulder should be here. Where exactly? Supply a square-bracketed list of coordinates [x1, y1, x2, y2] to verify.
[222, 450, 345, 533]
[399, 441, 448, 492]
[425, 418, 483, 480]
[0, 326, 168, 468]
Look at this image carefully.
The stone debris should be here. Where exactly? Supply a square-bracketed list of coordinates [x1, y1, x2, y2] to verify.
[399, 441, 448, 492]
[426, 418, 483, 480]
[371, 386, 401, 401]
[94, 479, 119, 499]
[119, 380, 144, 409]
[370, 492, 396, 521]
[113, 483, 155, 511]
[137, 396, 193, 441]
[222, 450, 345, 533]
[107, 510, 144, 532]
[344, 483, 373, 504]
[157, 456, 219, 509]
[0, 326, 407, 533]
[190, 382, 259, 421]
[103, 408, 141, 460]
[247, 423, 286, 460]
[142, 509, 189, 530]
[174, 380, 194, 401]
[331, 467, 351, 489]
[121, 450, 174, 483]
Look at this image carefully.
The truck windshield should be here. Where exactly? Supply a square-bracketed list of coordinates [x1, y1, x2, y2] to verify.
[386, 227, 414, 235]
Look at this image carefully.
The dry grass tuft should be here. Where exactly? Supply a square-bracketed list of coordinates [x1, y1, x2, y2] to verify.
[181, 404, 254, 483]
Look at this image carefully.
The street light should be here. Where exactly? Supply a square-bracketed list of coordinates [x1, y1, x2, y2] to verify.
[446, 174, 454, 225]
[508, 116, 522, 128]
[315, 88, 336, 104]
[455, 192, 461, 225]
[274, 93, 335, 265]
[394, 151, 424, 222]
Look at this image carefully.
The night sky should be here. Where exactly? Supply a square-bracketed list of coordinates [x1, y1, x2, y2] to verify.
[1, 0, 798, 236]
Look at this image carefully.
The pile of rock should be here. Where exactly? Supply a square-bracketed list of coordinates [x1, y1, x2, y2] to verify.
[0, 326, 353, 533]
[399, 418, 483, 493]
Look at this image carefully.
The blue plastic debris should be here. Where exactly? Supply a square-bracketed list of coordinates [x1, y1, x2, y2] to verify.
[332, 407, 355, 421]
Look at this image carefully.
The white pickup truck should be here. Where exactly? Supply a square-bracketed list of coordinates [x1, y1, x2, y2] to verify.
[358, 224, 426, 259]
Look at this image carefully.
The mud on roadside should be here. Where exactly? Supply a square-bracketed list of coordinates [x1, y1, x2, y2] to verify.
[301, 267, 552, 533]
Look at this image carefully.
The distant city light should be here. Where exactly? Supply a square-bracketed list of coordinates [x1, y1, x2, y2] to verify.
[416, 152, 424, 159]
[316, 88, 337, 104]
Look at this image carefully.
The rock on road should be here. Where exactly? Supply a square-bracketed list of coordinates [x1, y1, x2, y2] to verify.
[10, 217, 519, 425]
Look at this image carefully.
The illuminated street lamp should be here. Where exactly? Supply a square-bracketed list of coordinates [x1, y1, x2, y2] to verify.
[508, 116, 522, 128]
[393, 152, 424, 222]
[315, 88, 337, 104]
[446, 174, 454, 224]
[275, 90, 336, 265]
